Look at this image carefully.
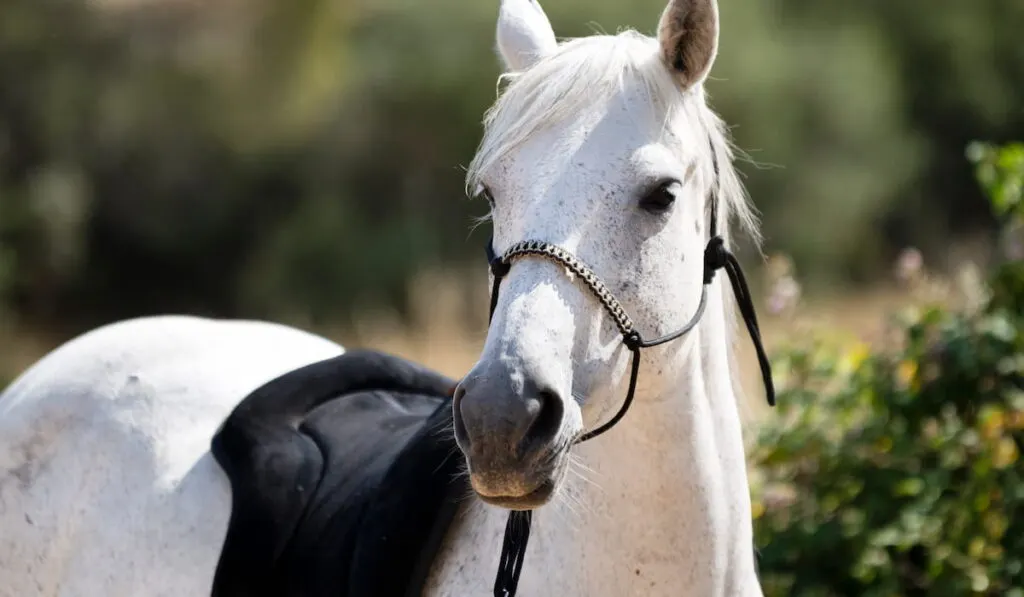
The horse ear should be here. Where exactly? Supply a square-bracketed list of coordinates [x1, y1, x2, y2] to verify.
[496, 0, 557, 72]
[656, 0, 720, 90]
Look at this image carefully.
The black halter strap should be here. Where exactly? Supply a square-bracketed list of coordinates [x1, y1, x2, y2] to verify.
[482, 152, 775, 597]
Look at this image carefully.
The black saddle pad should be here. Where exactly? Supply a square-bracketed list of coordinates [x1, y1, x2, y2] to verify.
[210, 350, 469, 597]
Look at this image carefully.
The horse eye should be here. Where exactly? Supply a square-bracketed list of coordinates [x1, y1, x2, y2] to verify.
[639, 180, 679, 214]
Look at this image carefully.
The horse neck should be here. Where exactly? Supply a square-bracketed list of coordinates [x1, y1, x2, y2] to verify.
[554, 281, 761, 593]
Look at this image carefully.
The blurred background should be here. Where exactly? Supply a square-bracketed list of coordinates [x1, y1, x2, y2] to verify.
[0, 0, 1021, 381]
[2, 0, 1023, 594]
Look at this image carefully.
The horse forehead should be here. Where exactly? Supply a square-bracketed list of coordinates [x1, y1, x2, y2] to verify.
[505, 141, 682, 235]
[519, 106, 677, 183]
[489, 77, 688, 232]
[501, 128, 663, 204]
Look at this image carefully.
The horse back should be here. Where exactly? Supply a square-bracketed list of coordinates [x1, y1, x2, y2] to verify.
[0, 315, 343, 597]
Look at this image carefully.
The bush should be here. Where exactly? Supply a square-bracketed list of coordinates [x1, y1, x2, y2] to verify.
[751, 142, 1024, 597]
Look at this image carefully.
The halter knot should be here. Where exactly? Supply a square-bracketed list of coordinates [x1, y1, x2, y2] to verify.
[703, 236, 728, 284]
[486, 242, 511, 278]
[622, 330, 643, 351]
[490, 260, 511, 278]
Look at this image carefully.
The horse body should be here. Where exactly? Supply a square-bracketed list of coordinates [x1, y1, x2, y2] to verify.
[0, 311, 758, 597]
[2, 0, 770, 594]
[0, 316, 342, 597]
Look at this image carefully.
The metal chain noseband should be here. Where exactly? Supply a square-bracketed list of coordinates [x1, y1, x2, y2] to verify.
[495, 240, 638, 338]
[484, 237, 716, 447]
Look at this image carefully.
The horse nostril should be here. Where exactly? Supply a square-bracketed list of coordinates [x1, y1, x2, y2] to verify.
[518, 388, 565, 459]
[452, 385, 471, 450]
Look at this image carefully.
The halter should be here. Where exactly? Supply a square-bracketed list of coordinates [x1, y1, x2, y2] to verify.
[481, 156, 776, 597]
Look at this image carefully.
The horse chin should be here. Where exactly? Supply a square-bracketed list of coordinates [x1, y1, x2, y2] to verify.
[469, 455, 571, 510]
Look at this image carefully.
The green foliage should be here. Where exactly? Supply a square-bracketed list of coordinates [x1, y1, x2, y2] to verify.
[752, 143, 1024, 596]
[968, 142, 1024, 317]
[968, 143, 1024, 220]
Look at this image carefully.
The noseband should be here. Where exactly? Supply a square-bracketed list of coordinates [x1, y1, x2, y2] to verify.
[480, 160, 776, 597]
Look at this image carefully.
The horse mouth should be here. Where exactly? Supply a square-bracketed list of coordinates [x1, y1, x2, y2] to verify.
[470, 459, 570, 510]
[475, 477, 558, 510]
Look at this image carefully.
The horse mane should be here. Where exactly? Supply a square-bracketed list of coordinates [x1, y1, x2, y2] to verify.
[466, 29, 765, 408]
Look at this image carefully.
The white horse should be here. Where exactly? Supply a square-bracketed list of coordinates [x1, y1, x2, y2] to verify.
[0, 0, 769, 595]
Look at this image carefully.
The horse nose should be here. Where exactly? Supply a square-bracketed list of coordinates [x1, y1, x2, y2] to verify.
[453, 368, 565, 464]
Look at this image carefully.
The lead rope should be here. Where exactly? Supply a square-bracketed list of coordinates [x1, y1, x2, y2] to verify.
[484, 180, 775, 597]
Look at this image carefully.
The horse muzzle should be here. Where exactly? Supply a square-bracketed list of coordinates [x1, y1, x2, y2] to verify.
[452, 365, 573, 508]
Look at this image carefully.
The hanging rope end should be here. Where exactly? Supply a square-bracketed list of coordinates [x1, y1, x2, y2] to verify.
[703, 236, 727, 284]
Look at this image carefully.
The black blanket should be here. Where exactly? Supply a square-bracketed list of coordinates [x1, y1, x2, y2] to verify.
[210, 350, 469, 597]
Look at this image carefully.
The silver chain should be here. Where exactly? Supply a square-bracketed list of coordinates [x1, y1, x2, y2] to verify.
[499, 240, 636, 338]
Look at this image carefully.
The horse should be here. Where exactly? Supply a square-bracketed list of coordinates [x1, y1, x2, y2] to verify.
[0, 0, 773, 595]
